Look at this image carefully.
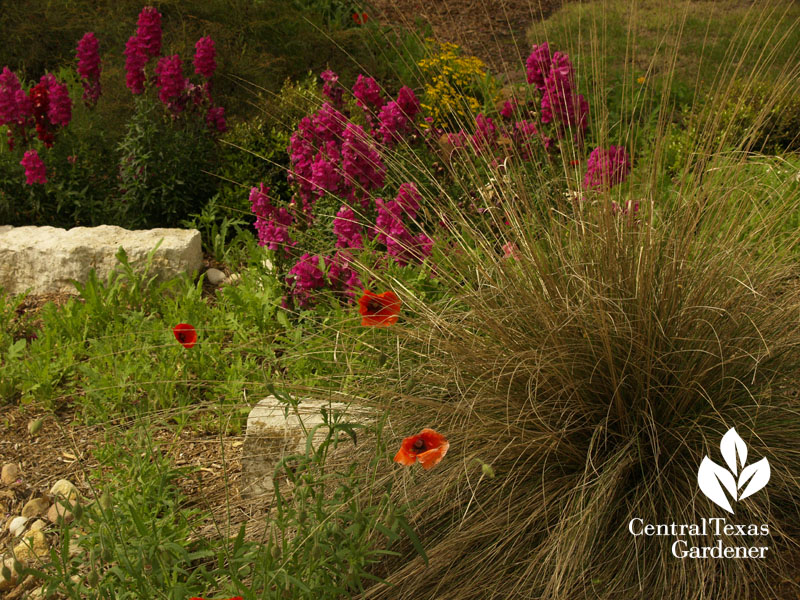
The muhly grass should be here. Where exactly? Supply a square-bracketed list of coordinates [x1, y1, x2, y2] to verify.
[2, 0, 800, 598]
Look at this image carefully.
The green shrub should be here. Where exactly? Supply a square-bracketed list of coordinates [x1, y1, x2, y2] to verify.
[116, 97, 220, 228]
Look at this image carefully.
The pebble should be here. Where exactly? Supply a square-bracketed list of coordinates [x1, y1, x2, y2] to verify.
[49, 479, 78, 502]
[21, 497, 49, 519]
[7, 517, 28, 538]
[46, 502, 74, 524]
[205, 268, 226, 285]
[1, 463, 20, 486]
[225, 273, 241, 285]
[28, 520, 47, 533]
[12, 531, 48, 564]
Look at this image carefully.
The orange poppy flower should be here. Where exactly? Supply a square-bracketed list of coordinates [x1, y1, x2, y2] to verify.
[358, 290, 401, 327]
[394, 428, 449, 469]
[173, 323, 198, 348]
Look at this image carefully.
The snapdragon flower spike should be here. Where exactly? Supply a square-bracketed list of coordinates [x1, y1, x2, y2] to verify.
[583, 146, 631, 189]
[155, 55, 185, 109]
[287, 254, 326, 308]
[352, 74, 383, 112]
[194, 36, 217, 79]
[20, 150, 46, 185]
[320, 70, 344, 109]
[41, 74, 72, 128]
[0, 67, 23, 126]
[136, 6, 162, 58]
[173, 323, 197, 348]
[328, 251, 363, 300]
[333, 205, 364, 249]
[124, 36, 147, 94]
[205, 106, 226, 132]
[76, 32, 102, 106]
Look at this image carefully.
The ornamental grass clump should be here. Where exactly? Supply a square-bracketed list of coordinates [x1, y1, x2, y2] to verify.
[303, 5, 800, 599]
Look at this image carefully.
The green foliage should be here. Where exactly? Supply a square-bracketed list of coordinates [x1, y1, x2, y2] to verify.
[666, 78, 800, 174]
[117, 98, 220, 228]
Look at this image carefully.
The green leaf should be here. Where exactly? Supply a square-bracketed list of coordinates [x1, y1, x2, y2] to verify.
[397, 517, 428, 565]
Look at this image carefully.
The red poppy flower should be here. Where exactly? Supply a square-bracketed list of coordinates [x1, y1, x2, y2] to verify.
[394, 428, 449, 469]
[173, 323, 198, 348]
[352, 12, 368, 24]
[189, 597, 243, 600]
[358, 290, 401, 327]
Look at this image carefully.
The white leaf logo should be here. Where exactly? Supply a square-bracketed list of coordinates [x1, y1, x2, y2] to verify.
[697, 428, 770, 514]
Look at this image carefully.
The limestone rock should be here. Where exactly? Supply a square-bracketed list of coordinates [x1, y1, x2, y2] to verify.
[46, 502, 74, 524]
[0, 225, 202, 296]
[205, 268, 226, 285]
[1, 463, 20, 486]
[49, 479, 78, 502]
[240, 395, 372, 498]
[12, 531, 48, 565]
[28, 520, 47, 533]
[21, 497, 49, 519]
[8, 517, 28, 537]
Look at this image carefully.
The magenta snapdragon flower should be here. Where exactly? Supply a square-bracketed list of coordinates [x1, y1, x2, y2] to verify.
[194, 36, 216, 79]
[395, 182, 421, 219]
[320, 70, 343, 109]
[136, 7, 162, 58]
[205, 106, 226, 132]
[20, 150, 46, 185]
[0, 67, 23, 126]
[328, 251, 363, 300]
[155, 55, 185, 108]
[41, 74, 72, 128]
[341, 123, 386, 195]
[124, 36, 147, 94]
[76, 32, 102, 106]
[525, 42, 551, 90]
[352, 75, 383, 112]
[287, 254, 326, 307]
[583, 146, 631, 189]
[333, 205, 364, 248]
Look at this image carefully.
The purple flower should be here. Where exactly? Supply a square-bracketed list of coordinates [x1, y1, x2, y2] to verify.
[287, 254, 327, 307]
[352, 74, 383, 112]
[194, 37, 216, 79]
[205, 106, 226, 132]
[124, 36, 147, 95]
[471, 113, 498, 154]
[512, 120, 540, 160]
[396, 86, 420, 120]
[41, 74, 71, 128]
[328, 251, 363, 300]
[341, 123, 386, 195]
[525, 42, 551, 90]
[500, 99, 516, 119]
[320, 70, 343, 109]
[155, 55, 185, 108]
[583, 146, 631, 189]
[395, 182, 421, 219]
[333, 205, 364, 248]
[76, 32, 102, 107]
[136, 6, 162, 58]
[20, 150, 46, 185]
[250, 183, 294, 254]
[0, 67, 23, 125]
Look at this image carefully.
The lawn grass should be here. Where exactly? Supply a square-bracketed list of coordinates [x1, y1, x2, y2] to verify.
[529, 0, 800, 94]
